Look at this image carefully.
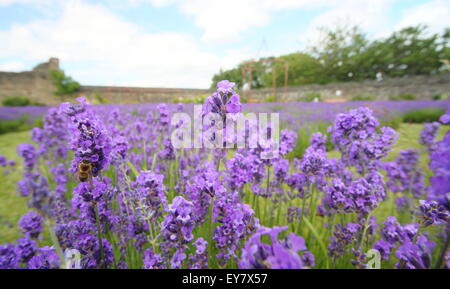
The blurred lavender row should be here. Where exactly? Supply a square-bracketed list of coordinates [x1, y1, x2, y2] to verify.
[1, 100, 448, 128]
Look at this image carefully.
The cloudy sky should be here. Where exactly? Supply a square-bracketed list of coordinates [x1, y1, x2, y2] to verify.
[0, 0, 449, 88]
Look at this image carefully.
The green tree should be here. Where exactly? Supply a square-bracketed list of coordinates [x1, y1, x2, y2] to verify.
[263, 53, 325, 87]
[363, 25, 448, 78]
[50, 70, 80, 96]
[210, 25, 449, 88]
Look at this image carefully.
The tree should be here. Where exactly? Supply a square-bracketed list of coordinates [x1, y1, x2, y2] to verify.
[50, 70, 80, 96]
[210, 24, 450, 88]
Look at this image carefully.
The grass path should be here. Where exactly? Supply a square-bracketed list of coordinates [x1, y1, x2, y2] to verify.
[0, 131, 33, 242]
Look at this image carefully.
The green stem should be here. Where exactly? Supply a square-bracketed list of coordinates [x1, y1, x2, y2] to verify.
[435, 229, 450, 269]
[94, 203, 105, 269]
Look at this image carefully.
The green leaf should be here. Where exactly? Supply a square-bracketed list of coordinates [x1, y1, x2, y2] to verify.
[303, 217, 330, 269]
[126, 161, 140, 177]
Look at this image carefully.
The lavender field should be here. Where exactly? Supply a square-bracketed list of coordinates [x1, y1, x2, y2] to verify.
[0, 82, 449, 269]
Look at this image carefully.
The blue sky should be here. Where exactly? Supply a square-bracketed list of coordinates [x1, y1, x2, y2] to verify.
[0, 0, 449, 88]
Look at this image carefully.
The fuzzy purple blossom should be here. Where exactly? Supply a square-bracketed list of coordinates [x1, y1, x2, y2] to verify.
[143, 248, 166, 269]
[18, 211, 43, 239]
[161, 196, 195, 253]
[417, 200, 449, 226]
[419, 122, 440, 151]
[27, 246, 61, 269]
[239, 226, 314, 269]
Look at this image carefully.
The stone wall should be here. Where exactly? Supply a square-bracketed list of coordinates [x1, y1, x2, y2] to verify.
[246, 73, 450, 102]
[1, 58, 449, 105]
[0, 58, 60, 105]
[0, 58, 210, 105]
[77, 86, 210, 104]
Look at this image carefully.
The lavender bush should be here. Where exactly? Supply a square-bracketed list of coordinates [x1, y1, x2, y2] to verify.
[0, 83, 449, 269]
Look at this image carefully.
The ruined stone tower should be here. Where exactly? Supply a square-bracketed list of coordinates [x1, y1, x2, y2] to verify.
[0, 57, 61, 105]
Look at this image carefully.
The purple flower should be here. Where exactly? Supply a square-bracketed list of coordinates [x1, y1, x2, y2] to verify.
[213, 191, 258, 266]
[73, 234, 114, 268]
[395, 235, 435, 269]
[373, 239, 395, 260]
[161, 196, 195, 253]
[329, 107, 397, 174]
[419, 122, 440, 150]
[203, 80, 242, 119]
[310, 132, 327, 152]
[328, 223, 362, 258]
[0, 243, 19, 269]
[189, 238, 208, 269]
[15, 237, 37, 263]
[299, 147, 328, 175]
[325, 171, 386, 216]
[143, 248, 166, 269]
[60, 97, 111, 178]
[384, 149, 425, 199]
[27, 246, 61, 269]
[239, 226, 314, 269]
[279, 129, 297, 155]
[18, 211, 43, 239]
[129, 170, 167, 223]
[17, 143, 37, 171]
[417, 200, 449, 226]
[170, 247, 187, 269]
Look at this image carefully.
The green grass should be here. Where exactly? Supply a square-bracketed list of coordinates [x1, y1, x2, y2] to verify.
[0, 131, 33, 242]
[402, 108, 445, 123]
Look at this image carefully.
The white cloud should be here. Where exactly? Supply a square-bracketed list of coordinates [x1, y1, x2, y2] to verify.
[176, 0, 328, 43]
[296, 0, 397, 48]
[396, 0, 450, 34]
[0, 0, 250, 88]
[147, 0, 399, 44]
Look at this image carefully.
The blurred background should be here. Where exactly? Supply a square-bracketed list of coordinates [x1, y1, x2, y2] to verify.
[0, 0, 449, 106]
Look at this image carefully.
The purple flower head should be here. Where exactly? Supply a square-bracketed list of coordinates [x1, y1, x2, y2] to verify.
[161, 196, 195, 253]
[379, 216, 419, 246]
[189, 237, 208, 269]
[330, 106, 397, 173]
[310, 132, 327, 152]
[213, 191, 258, 266]
[203, 80, 242, 120]
[0, 243, 19, 269]
[417, 200, 449, 227]
[384, 149, 425, 199]
[73, 234, 114, 268]
[73, 179, 108, 204]
[170, 247, 187, 269]
[18, 211, 43, 239]
[157, 103, 170, 127]
[143, 248, 166, 269]
[27, 246, 61, 269]
[373, 239, 395, 260]
[17, 143, 37, 171]
[395, 235, 435, 269]
[60, 97, 111, 178]
[419, 122, 440, 150]
[239, 226, 314, 269]
[279, 129, 297, 155]
[130, 170, 167, 222]
[299, 147, 328, 175]
[0, 154, 15, 167]
[328, 223, 362, 258]
[326, 171, 385, 216]
[15, 237, 37, 263]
